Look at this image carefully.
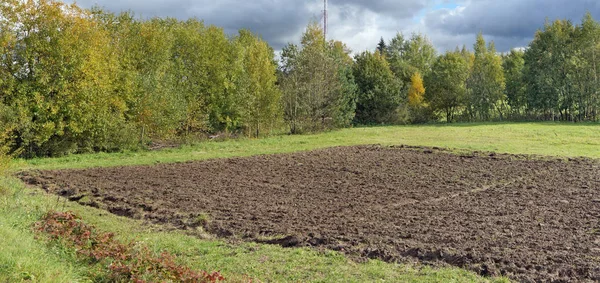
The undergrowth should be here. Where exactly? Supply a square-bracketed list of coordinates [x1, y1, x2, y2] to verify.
[35, 211, 225, 283]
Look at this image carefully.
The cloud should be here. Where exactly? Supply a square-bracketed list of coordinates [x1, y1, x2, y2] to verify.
[70, 0, 432, 51]
[424, 0, 600, 51]
[66, 0, 600, 53]
[337, 0, 427, 18]
[74, 0, 315, 48]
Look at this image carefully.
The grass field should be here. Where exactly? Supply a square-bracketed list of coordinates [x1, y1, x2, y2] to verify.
[20, 122, 600, 171]
[2, 122, 598, 282]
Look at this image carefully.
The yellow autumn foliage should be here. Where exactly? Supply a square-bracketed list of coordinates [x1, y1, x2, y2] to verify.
[408, 72, 426, 106]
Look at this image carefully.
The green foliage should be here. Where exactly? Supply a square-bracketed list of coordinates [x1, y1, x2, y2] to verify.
[121, 18, 184, 144]
[353, 51, 404, 124]
[525, 21, 574, 119]
[169, 19, 210, 136]
[279, 23, 357, 133]
[376, 37, 387, 55]
[385, 33, 437, 83]
[571, 13, 600, 121]
[202, 26, 244, 133]
[379, 13, 600, 124]
[466, 34, 507, 121]
[523, 16, 600, 121]
[0, 140, 10, 179]
[0, 1, 129, 157]
[328, 40, 359, 127]
[235, 30, 282, 137]
[1, 1, 599, 158]
[0, 1, 283, 157]
[425, 51, 470, 122]
[503, 49, 526, 117]
[0, 104, 15, 177]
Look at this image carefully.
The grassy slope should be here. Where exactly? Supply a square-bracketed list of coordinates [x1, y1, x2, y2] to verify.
[3, 122, 599, 282]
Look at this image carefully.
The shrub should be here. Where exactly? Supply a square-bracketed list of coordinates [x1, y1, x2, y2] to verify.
[35, 211, 224, 283]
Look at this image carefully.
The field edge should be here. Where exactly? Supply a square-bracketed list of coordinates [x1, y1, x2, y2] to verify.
[0, 176, 509, 282]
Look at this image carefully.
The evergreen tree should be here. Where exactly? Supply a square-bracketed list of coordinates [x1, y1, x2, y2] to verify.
[377, 37, 387, 55]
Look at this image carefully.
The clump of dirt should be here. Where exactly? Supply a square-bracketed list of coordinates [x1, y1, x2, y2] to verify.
[20, 145, 600, 282]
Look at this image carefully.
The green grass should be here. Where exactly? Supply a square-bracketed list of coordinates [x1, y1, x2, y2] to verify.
[3, 122, 599, 282]
[20, 122, 600, 171]
[0, 178, 84, 283]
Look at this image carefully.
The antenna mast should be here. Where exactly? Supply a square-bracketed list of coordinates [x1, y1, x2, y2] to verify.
[323, 0, 328, 41]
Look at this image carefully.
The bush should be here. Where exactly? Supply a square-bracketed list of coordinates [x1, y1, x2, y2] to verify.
[35, 211, 224, 283]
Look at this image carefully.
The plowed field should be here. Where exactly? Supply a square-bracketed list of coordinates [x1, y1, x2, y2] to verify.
[21, 146, 600, 282]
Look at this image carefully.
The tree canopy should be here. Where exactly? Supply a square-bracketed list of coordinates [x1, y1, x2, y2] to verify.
[0, 1, 598, 157]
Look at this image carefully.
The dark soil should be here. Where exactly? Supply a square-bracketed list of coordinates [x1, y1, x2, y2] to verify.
[20, 145, 600, 282]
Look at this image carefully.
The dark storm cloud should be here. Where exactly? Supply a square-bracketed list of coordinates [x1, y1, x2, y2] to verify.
[73, 0, 315, 48]
[66, 0, 600, 53]
[425, 0, 600, 51]
[69, 0, 431, 50]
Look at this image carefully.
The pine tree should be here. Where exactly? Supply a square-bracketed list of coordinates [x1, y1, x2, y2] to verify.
[377, 37, 387, 55]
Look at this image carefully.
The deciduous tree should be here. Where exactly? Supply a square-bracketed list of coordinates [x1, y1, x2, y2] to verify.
[353, 51, 403, 124]
[467, 34, 506, 120]
[425, 51, 470, 123]
[279, 23, 357, 133]
[503, 49, 526, 117]
[408, 72, 425, 107]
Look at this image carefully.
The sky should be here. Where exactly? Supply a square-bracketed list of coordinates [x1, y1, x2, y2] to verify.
[66, 0, 600, 54]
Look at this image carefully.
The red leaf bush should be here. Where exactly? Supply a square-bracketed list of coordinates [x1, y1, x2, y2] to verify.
[35, 211, 224, 283]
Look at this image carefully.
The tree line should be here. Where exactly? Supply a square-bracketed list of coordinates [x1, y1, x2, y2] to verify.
[367, 13, 600, 124]
[0, 1, 598, 157]
[1, 0, 280, 157]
